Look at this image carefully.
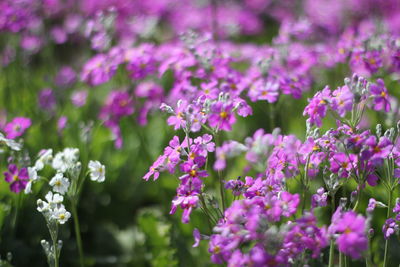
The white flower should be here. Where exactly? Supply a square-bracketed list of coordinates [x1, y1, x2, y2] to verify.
[88, 160, 106, 182]
[34, 149, 53, 170]
[49, 173, 70, 195]
[24, 167, 39, 194]
[52, 148, 79, 173]
[63, 148, 79, 162]
[0, 133, 22, 151]
[52, 206, 71, 224]
[37, 199, 50, 213]
[45, 191, 64, 204]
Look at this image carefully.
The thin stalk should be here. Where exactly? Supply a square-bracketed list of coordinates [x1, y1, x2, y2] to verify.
[328, 193, 336, 267]
[11, 193, 22, 234]
[199, 194, 215, 230]
[52, 234, 59, 267]
[48, 221, 59, 267]
[352, 189, 361, 212]
[301, 155, 311, 213]
[339, 252, 345, 267]
[383, 189, 393, 267]
[214, 133, 226, 212]
[71, 201, 85, 267]
[268, 103, 275, 132]
[218, 170, 226, 211]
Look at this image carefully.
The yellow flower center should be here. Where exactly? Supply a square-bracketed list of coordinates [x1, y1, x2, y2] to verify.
[220, 111, 228, 119]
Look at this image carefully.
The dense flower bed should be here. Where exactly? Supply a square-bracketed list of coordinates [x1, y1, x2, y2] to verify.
[1, 0, 400, 266]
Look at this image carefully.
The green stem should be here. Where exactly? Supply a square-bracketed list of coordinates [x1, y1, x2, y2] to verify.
[48, 221, 59, 267]
[352, 189, 361, 212]
[199, 194, 214, 230]
[11, 193, 21, 234]
[383, 189, 393, 267]
[339, 252, 345, 267]
[328, 194, 336, 267]
[268, 103, 275, 132]
[52, 234, 59, 267]
[214, 132, 226, 212]
[71, 202, 85, 267]
[218, 170, 226, 211]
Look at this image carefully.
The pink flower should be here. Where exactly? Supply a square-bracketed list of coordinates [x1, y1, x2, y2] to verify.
[208, 102, 236, 131]
[4, 164, 29, 193]
[329, 208, 368, 259]
[370, 79, 390, 112]
[4, 117, 31, 139]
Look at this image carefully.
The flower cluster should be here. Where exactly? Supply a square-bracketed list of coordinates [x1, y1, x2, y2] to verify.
[145, 72, 400, 265]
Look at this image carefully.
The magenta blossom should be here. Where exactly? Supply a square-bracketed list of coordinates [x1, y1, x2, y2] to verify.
[370, 79, 390, 112]
[4, 117, 31, 139]
[208, 102, 236, 131]
[4, 164, 29, 193]
[329, 208, 368, 259]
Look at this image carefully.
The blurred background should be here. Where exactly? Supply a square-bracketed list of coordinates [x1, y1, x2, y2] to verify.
[0, 0, 400, 266]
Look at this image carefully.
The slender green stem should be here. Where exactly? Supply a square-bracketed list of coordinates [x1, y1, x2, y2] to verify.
[214, 132, 226, 212]
[218, 170, 226, 211]
[71, 202, 85, 267]
[268, 103, 275, 132]
[383, 189, 393, 267]
[48, 221, 59, 267]
[328, 193, 336, 267]
[352, 189, 361, 212]
[52, 234, 59, 267]
[199, 194, 215, 230]
[11, 193, 22, 235]
[339, 252, 345, 267]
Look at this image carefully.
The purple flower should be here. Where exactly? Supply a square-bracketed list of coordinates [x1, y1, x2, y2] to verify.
[57, 116, 68, 134]
[20, 35, 42, 54]
[170, 194, 199, 223]
[363, 50, 383, 74]
[143, 155, 166, 181]
[100, 91, 134, 120]
[280, 191, 300, 217]
[311, 187, 328, 208]
[361, 136, 392, 165]
[55, 66, 76, 87]
[71, 90, 88, 107]
[331, 85, 353, 117]
[208, 102, 236, 131]
[329, 209, 368, 259]
[257, 80, 279, 103]
[329, 152, 356, 178]
[367, 198, 376, 213]
[370, 79, 390, 112]
[225, 179, 245, 196]
[303, 86, 331, 127]
[193, 228, 201, 247]
[167, 101, 188, 130]
[38, 88, 56, 111]
[4, 117, 31, 139]
[50, 27, 67, 44]
[4, 164, 29, 193]
[383, 218, 398, 240]
[125, 45, 156, 80]
[81, 54, 117, 86]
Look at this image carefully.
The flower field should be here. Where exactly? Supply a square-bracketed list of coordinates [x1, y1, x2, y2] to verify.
[1, 0, 400, 266]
